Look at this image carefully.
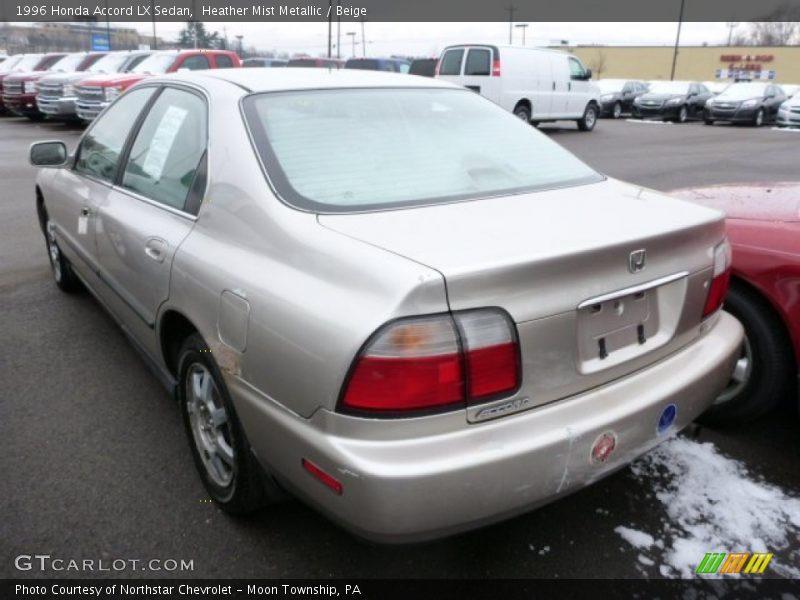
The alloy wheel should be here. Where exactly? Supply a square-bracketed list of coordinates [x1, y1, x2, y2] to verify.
[185, 363, 236, 488]
[713, 335, 753, 406]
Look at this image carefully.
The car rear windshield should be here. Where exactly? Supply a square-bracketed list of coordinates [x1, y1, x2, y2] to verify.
[345, 59, 380, 70]
[243, 88, 601, 213]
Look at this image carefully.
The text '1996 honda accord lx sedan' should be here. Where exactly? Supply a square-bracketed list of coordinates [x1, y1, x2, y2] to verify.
[30, 69, 743, 542]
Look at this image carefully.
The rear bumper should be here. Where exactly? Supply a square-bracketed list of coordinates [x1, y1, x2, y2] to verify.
[37, 95, 77, 116]
[231, 311, 743, 543]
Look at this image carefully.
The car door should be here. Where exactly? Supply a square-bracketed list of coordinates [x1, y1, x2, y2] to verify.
[620, 81, 635, 111]
[93, 85, 207, 356]
[566, 55, 592, 117]
[460, 47, 500, 104]
[765, 85, 785, 120]
[45, 87, 158, 288]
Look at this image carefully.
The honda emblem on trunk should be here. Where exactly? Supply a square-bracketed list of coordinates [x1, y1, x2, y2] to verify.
[628, 249, 647, 273]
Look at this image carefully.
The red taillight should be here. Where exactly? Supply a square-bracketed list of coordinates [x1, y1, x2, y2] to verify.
[702, 239, 732, 318]
[340, 309, 519, 415]
[492, 58, 501, 77]
[302, 458, 343, 495]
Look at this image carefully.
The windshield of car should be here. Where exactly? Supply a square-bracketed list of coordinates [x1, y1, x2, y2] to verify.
[243, 88, 601, 212]
[50, 54, 86, 72]
[10, 55, 44, 71]
[87, 53, 131, 74]
[718, 83, 767, 99]
[597, 80, 625, 93]
[647, 82, 690, 95]
[0, 55, 23, 73]
[131, 53, 176, 74]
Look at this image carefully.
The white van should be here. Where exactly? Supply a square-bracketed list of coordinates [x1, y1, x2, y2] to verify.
[436, 44, 601, 131]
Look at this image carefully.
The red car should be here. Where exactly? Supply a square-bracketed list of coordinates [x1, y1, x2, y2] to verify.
[75, 49, 241, 121]
[0, 53, 65, 115]
[677, 183, 800, 422]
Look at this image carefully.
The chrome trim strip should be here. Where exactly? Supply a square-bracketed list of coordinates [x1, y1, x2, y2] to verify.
[577, 271, 690, 309]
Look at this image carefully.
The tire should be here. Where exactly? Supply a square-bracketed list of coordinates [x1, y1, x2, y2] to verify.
[752, 109, 764, 127]
[612, 102, 622, 119]
[44, 218, 81, 293]
[26, 113, 46, 122]
[676, 105, 688, 123]
[699, 283, 794, 425]
[704, 118, 714, 125]
[178, 333, 279, 514]
[577, 103, 598, 131]
[513, 103, 531, 123]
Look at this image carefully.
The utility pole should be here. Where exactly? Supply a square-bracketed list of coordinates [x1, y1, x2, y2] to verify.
[347, 32, 356, 58]
[336, 0, 341, 59]
[670, 0, 685, 81]
[150, 0, 157, 49]
[360, 17, 366, 57]
[104, 0, 111, 50]
[726, 22, 738, 46]
[327, 0, 332, 58]
[506, 5, 515, 44]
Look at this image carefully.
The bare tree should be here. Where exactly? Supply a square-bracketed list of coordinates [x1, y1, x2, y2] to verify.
[735, 6, 800, 45]
[590, 49, 608, 77]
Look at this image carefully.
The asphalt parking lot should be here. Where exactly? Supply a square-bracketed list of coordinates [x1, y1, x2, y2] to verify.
[1, 115, 799, 581]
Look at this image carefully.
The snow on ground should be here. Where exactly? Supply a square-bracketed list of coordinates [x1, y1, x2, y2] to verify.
[625, 119, 673, 125]
[770, 127, 800, 133]
[616, 437, 800, 579]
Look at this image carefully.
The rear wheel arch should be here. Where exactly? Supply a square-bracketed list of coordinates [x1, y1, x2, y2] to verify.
[730, 274, 796, 360]
[513, 99, 532, 122]
[159, 310, 201, 378]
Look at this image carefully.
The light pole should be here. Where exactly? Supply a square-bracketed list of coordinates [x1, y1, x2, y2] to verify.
[347, 32, 356, 58]
[104, 0, 111, 50]
[235, 35, 243, 57]
[726, 22, 738, 46]
[360, 17, 366, 57]
[515, 23, 528, 46]
[506, 4, 515, 44]
[150, 0, 157, 49]
[336, 0, 341, 59]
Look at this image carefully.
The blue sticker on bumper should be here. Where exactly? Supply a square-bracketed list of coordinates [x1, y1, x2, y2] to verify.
[657, 404, 678, 435]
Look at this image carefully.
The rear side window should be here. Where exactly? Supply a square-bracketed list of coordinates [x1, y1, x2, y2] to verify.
[215, 55, 234, 69]
[180, 55, 210, 71]
[125, 54, 149, 72]
[75, 88, 156, 183]
[438, 49, 464, 76]
[121, 88, 207, 210]
[464, 49, 491, 76]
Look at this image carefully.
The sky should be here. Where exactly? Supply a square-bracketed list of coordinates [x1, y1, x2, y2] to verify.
[126, 21, 736, 56]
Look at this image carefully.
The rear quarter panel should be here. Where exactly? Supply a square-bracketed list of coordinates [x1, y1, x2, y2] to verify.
[727, 218, 800, 367]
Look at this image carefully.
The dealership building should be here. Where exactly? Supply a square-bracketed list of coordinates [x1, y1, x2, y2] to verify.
[566, 45, 800, 84]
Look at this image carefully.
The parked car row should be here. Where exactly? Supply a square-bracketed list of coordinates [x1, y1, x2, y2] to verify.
[0, 49, 241, 123]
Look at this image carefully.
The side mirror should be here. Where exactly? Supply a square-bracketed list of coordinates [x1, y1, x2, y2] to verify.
[583, 68, 592, 80]
[30, 141, 68, 167]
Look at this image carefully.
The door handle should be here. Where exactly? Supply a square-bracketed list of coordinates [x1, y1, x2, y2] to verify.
[144, 237, 168, 263]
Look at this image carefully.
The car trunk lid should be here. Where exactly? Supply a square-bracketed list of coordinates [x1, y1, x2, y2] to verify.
[319, 178, 726, 419]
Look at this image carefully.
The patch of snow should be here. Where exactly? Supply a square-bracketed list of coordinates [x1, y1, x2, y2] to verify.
[638, 555, 655, 567]
[622, 437, 800, 579]
[538, 545, 551, 556]
[625, 118, 672, 125]
[615, 525, 655, 549]
[771, 127, 800, 133]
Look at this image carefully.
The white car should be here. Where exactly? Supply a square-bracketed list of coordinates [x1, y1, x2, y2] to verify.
[777, 93, 800, 127]
[436, 44, 600, 131]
